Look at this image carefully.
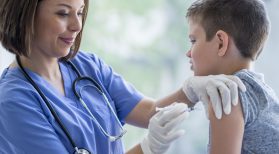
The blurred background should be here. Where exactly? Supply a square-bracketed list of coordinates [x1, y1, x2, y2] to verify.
[0, 0, 278, 153]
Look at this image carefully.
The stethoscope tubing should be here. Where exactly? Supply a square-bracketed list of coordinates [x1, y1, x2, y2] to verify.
[16, 56, 80, 153]
[68, 61, 126, 141]
[16, 56, 125, 153]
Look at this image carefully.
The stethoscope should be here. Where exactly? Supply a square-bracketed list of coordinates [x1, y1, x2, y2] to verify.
[16, 56, 127, 154]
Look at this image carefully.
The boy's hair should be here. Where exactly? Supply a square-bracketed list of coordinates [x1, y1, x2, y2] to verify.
[0, 0, 89, 59]
[186, 0, 270, 60]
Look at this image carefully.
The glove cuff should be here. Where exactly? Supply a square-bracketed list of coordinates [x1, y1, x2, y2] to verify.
[183, 77, 199, 103]
[140, 137, 153, 154]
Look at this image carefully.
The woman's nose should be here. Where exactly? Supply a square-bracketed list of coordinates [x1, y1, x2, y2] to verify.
[69, 15, 82, 32]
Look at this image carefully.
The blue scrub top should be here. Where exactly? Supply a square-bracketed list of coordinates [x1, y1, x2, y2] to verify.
[0, 51, 143, 154]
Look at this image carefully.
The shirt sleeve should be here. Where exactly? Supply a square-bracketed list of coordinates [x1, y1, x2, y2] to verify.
[0, 88, 69, 154]
[88, 53, 144, 123]
[236, 72, 269, 128]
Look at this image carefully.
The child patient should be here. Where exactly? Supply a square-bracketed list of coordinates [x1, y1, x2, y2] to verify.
[185, 0, 279, 153]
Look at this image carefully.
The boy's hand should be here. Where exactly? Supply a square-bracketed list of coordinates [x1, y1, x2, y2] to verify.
[140, 103, 189, 154]
[182, 75, 246, 119]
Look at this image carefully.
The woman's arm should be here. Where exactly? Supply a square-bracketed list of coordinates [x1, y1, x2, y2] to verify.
[208, 99, 244, 154]
[126, 103, 189, 154]
[125, 88, 189, 128]
[125, 75, 246, 128]
[125, 144, 143, 154]
[124, 75, 246, 153]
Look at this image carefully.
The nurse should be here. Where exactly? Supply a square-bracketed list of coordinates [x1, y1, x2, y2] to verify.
[0, 0, 246, 154]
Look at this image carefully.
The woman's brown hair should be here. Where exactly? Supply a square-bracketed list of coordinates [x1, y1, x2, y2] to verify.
[0, 0, 89, 59]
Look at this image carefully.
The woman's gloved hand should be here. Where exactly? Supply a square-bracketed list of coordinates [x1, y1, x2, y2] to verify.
[140, 103, 189, 154]
[182, 74, 246, 119]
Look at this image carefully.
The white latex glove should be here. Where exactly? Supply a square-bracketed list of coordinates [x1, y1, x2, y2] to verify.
[182, 75, 246, 119]
[140, 103, 189, 154]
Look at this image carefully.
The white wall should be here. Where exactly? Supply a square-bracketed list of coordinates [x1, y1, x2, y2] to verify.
[0, 45, 14, 74]
[255, 0, 279, 95]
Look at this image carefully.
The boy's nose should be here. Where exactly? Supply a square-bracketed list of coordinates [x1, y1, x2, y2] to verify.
[186, 49, 192, 58]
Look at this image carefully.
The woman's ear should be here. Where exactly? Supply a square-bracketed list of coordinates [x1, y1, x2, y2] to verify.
[216, 30, 229, 57]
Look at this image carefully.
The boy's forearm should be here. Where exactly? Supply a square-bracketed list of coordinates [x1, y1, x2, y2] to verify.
[125, 143, 143, 154]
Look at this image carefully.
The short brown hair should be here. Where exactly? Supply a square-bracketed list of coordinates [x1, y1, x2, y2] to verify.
[186, 0, 270, 60]
[0, 0, 89, 59]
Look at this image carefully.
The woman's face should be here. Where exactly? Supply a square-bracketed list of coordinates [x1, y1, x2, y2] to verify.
[32, 0, 85, 59]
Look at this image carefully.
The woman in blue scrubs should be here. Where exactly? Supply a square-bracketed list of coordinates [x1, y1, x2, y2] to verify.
[0, 0, 246, 154]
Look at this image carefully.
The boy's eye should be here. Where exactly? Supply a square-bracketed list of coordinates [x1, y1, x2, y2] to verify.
[190, 39, 196, 44]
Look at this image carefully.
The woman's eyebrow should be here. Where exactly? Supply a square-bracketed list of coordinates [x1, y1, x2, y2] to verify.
[57, 3, 85, 9]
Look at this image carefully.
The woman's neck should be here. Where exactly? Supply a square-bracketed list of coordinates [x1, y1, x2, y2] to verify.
[18, 54, 65, 96]
[19, 54, 61, 82]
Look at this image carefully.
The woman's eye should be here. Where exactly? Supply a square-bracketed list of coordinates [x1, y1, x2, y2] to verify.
[77, 12, 85, 16]
[56, 12, 69, 17]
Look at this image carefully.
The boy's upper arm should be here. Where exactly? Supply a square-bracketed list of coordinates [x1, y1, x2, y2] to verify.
[208, 99, 244, 154]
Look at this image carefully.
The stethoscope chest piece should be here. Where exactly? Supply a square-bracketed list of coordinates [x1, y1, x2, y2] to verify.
[74, 148, 91, 154]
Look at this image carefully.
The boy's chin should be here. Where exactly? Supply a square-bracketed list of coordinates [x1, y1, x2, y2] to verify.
[192, 67, 210, 76]
[193, 69, 200, 76]
[193, 72, 202, 76]
[194, 71, 210, 76]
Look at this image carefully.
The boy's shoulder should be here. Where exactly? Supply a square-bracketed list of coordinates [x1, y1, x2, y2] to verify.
[234, 69, 278, 123]
[234, 69, 279, 153]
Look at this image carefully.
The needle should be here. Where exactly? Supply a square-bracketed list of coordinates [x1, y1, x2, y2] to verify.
[155, 106, 196, 112]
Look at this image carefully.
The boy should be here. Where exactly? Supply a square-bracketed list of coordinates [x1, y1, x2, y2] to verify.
[184, 0, 279, 153]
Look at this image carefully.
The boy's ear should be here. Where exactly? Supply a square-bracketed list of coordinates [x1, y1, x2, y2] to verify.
[215, 30, 229, 57]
